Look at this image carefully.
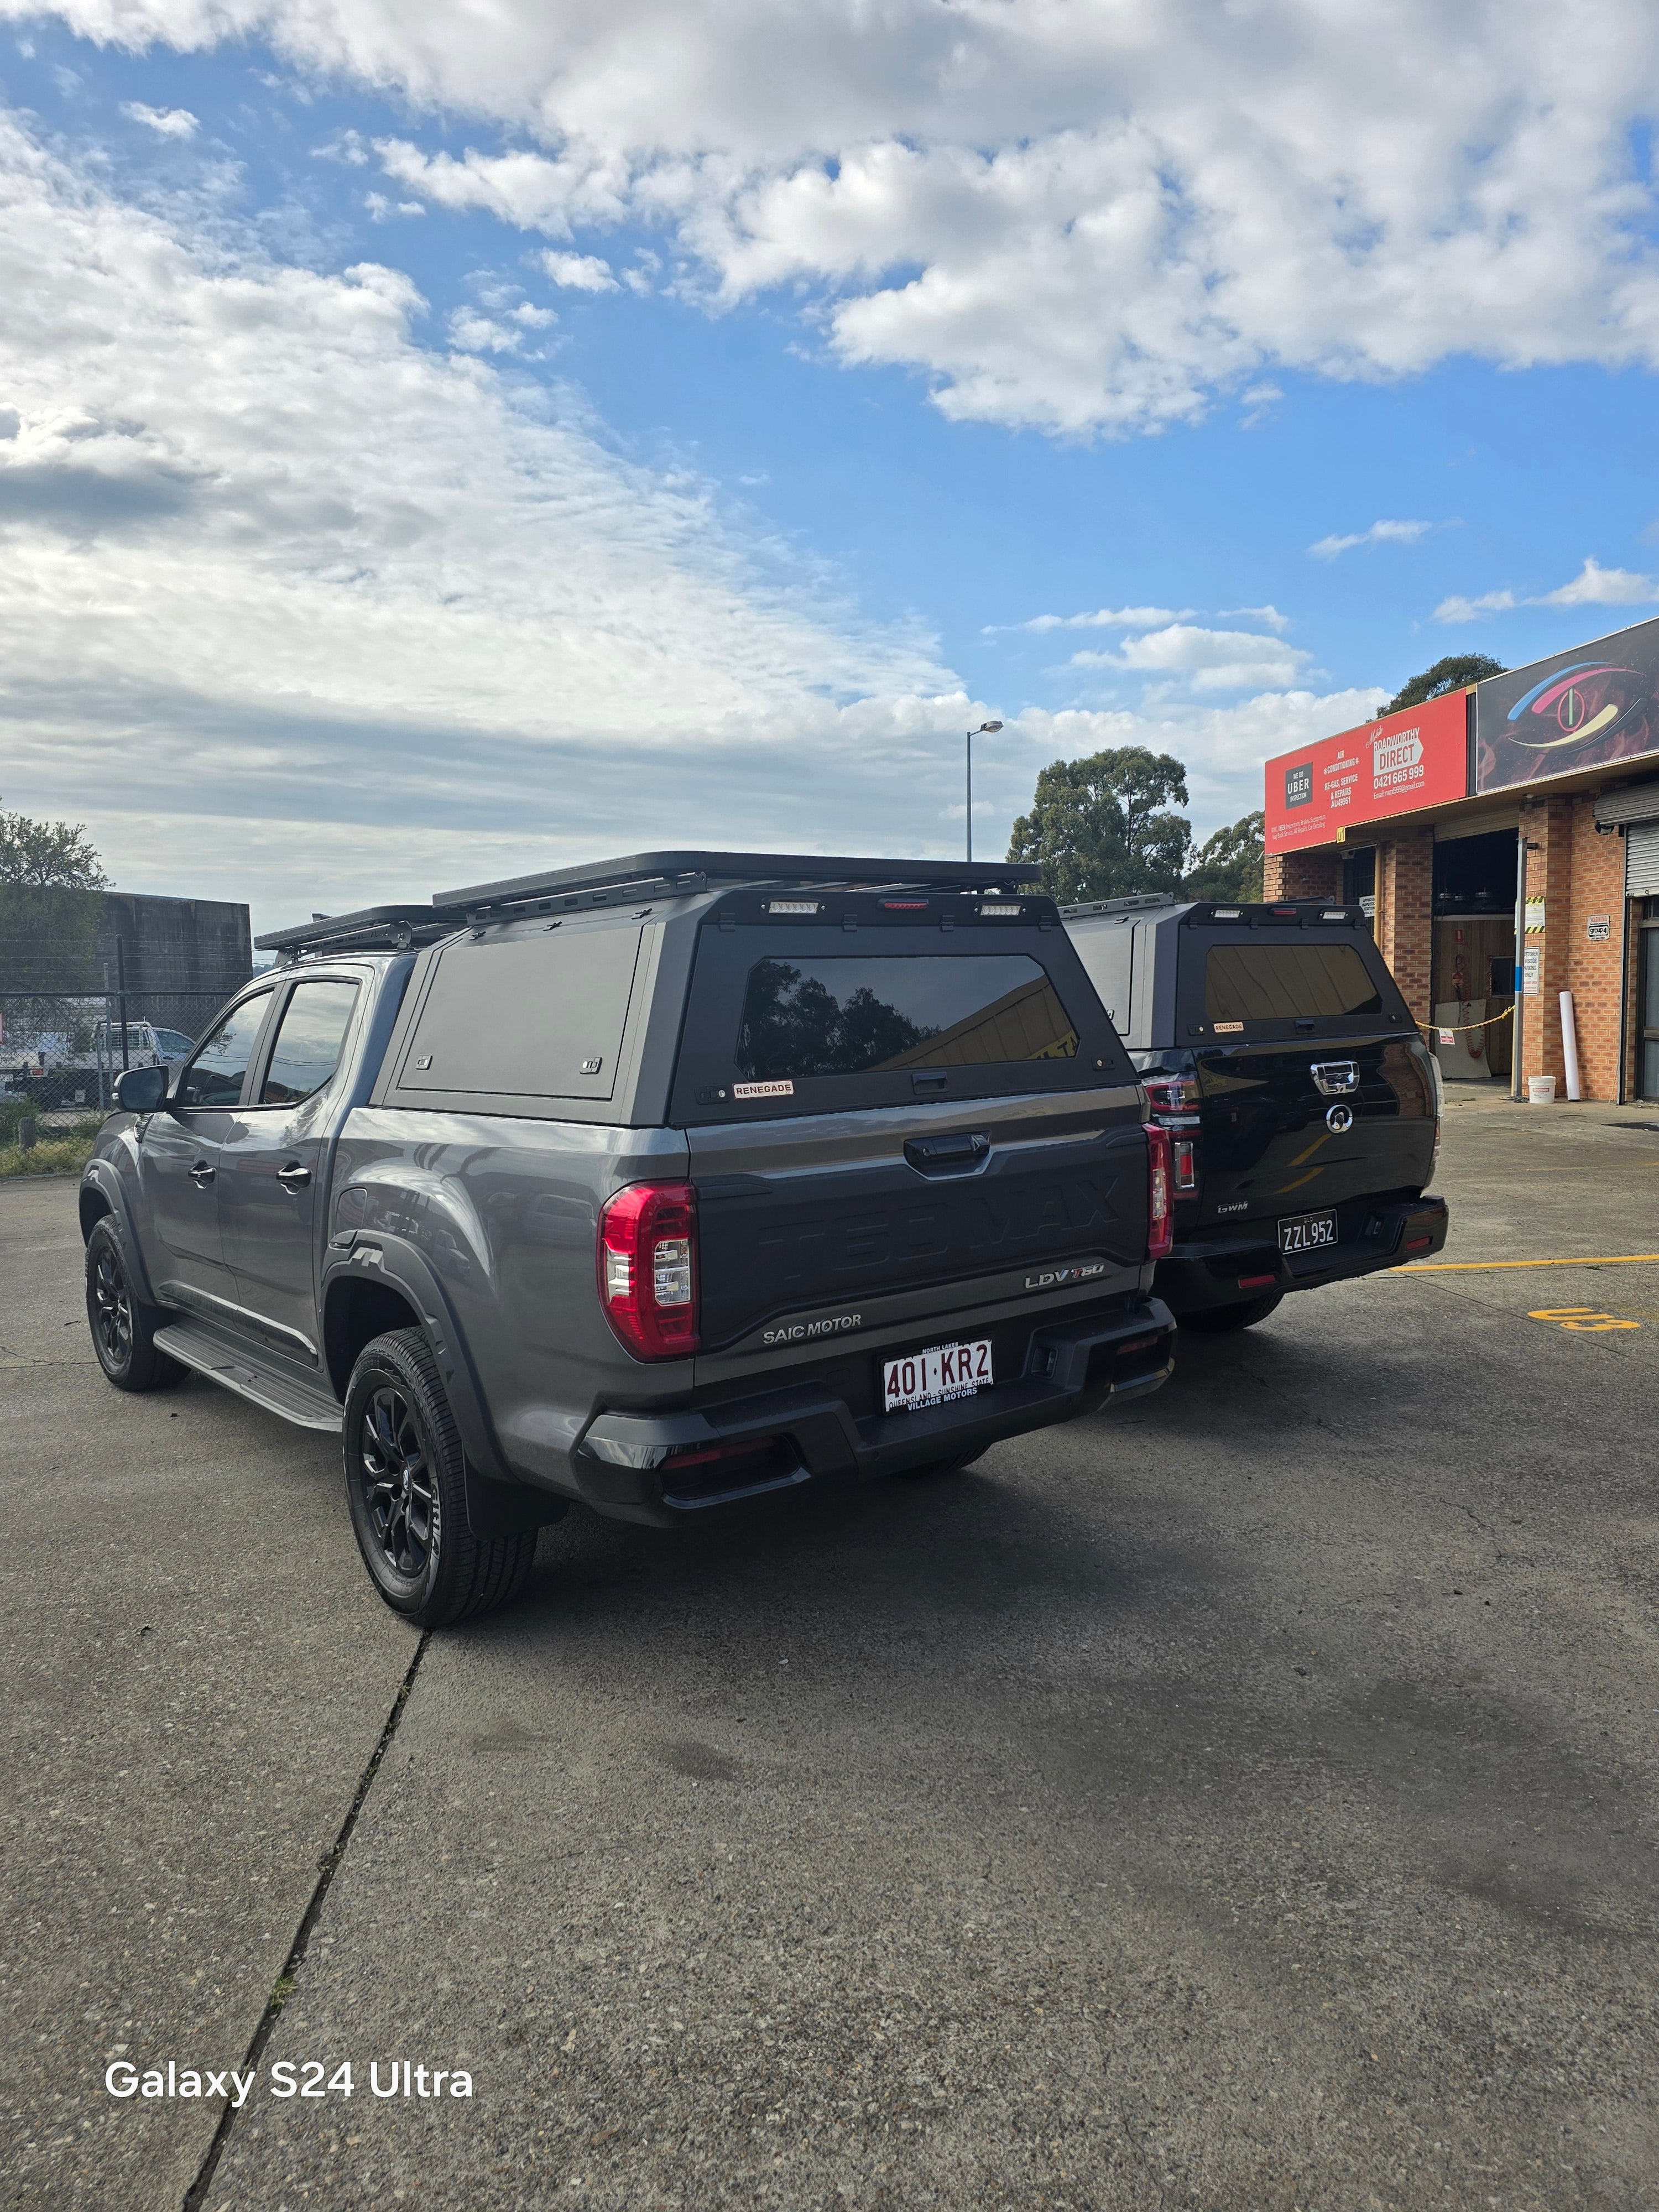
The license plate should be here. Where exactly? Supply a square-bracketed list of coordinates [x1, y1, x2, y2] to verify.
[1279, 1209, 1338, 1254]
[882, 1340, 992, 1412]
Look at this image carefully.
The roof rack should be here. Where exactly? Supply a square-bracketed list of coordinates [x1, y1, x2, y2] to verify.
[1059, 892, 1184, 918]
[254, 905, 467, 963]
[434, 850, 1043, 920]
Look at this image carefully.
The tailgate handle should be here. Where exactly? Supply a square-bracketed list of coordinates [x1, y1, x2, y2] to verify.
[904, 1131, 991, 1176]
[1311, 1061, 1359, 1095]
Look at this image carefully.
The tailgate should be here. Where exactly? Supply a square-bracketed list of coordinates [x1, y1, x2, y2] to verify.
[1195, 1034, 1436, 1225]
[690, 1091, 1149, 1350]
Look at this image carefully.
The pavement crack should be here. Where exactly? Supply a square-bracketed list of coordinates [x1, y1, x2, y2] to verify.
[181, 1630, 431, 2212]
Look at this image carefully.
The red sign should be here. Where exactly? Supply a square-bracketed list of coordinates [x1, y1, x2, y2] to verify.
[1264, 691, 1468, 853]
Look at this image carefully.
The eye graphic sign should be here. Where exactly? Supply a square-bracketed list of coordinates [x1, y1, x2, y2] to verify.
[1264, 690, 1468, 853]
[1475, 613, 1659, 795]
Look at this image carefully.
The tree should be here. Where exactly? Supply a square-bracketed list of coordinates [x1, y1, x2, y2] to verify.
[0, 800, 110, 1013]
[1182, 810, 1264, 904]
[0, 799, 108, 889]
[1007, 747, 1190, 904]
[1383, 655, 1505, 717]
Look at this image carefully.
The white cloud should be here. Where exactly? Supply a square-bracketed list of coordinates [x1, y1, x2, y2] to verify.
[540, 249, 618, 292]
[1022, 604, 1188, 632]
[11, 0, 1659, 434]
[120, 100, 197, 138]
[1433, 589, 1516, 623]
[1433, 556, 1659, 622]
[1073, 623, 1310, 692]
[1310, 519, 1432, 560]
[1536, 555, 1658, 607]
[1219, 603, 1290, 633]
[0, 106, 969, 932]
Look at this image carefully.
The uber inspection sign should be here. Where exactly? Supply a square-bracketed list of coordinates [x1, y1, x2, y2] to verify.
[883, 1341, 992, 1412]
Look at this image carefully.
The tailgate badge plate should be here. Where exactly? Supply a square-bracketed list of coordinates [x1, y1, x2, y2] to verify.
[1312, 1061, 1359, 1095]
[1325, 1103, 1355, 1134]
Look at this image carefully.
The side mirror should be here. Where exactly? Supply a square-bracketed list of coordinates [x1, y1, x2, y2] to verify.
[114, 1064, 170, 1114]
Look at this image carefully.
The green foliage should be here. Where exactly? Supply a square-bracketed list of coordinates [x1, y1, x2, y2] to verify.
[0, 799, 109, 1006]
[1182, 810, 1264, 904]
[1383, 655, 1505, 716]
[0, 799, 108, 889]
[1008, 747, 1191, 904]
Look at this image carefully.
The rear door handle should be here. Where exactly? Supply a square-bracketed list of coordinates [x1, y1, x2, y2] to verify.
[189, 1161, 215, 1186]
[276, 1162, 312, 1189]
[904, 1131, 991, 1176]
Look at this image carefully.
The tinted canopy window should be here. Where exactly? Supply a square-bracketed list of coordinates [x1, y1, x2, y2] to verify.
[737, 956, 1077, 1079]
[261, 980, 359, 1104]
[1206, 942, 1383, 1023]
[399, 925, 643, 1100]
[175, 991, 272, 1107]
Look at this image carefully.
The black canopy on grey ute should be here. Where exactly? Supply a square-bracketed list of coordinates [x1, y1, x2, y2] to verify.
[1063, 893, 1449, 1332]
[82, 853, 1175, 1626]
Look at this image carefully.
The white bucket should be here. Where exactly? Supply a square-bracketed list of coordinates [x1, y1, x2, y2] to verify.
[1527, 1074, 1557, 1104]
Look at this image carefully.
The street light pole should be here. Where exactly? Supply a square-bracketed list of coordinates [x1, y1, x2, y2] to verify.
[965, 720, 1003, 864]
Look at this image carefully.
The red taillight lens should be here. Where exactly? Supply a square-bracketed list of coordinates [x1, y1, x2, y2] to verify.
[1144, 1123, 1174, 1261]
[597, 1180, 700, 1360]
[1173, 1136, 1196, 1192]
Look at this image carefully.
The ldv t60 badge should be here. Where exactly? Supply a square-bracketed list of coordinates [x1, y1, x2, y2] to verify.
[1326, 1103, 1355, 1134]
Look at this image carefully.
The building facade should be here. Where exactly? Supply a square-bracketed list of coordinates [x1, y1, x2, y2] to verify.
[1261, 615, 1659, 1103]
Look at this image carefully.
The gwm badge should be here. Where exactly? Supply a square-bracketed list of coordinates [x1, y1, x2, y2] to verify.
[1326, 1103, 1355, 1134]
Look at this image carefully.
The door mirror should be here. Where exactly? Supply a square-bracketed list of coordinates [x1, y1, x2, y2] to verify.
[114, 1064, 170, 1114]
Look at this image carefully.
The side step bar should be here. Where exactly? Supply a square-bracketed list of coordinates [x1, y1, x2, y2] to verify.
[154, 1318, 343, 1434]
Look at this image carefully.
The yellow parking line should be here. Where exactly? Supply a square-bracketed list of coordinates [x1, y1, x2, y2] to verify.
[1399, 1254, 1659, 1273]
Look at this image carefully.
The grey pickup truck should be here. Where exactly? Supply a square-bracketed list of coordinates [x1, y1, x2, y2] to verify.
[82, 853, 1176, 1626]
[1063, 893, 1449, 1332]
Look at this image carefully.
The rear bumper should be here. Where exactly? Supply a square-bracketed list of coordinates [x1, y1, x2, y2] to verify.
[569, 1295, 1177, 1526]
[1156, 1193, 1449, 1314]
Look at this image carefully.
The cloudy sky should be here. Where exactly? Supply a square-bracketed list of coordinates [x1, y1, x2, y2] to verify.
[3, 1, 1659, 932]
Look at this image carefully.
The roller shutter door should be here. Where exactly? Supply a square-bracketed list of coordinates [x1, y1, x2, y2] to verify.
[1627, 820, 1659, 898]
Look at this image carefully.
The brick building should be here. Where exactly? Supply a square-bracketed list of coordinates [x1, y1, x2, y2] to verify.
[1261, 614, 1659, 1103]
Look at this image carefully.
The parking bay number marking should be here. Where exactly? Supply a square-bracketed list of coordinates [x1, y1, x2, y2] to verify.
[1528, 1307, 1642, 1333]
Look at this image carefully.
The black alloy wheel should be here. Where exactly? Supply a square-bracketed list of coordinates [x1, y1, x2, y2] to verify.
[84, 1217, 185, 1392]
[358, 1384, 438, 1579]
[91, 1239, 132, 1372]
[342, 1327, 539, 1627]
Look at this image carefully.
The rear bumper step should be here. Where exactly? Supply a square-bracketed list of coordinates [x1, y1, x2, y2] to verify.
[570, 1297, 1177, 1525]
[1157, 1194, 1450, 1313]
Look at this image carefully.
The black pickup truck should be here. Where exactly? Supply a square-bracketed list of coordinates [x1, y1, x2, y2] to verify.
[81, 853, 1177, 1626]
[1063, 894, 1449, 1331]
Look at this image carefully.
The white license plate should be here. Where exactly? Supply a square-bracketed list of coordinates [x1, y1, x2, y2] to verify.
[1279, 1209, 1338, 1254]
[882, 1340, 992, 1412]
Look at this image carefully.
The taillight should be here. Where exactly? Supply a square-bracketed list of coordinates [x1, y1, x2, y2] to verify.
[1144, 1124, 1174, 1261]
[597, 1180, 699, 1360]
[1173, 1135, 1197, 1192]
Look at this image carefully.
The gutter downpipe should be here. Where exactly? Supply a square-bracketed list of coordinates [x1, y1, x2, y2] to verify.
[1510, 828, 1527, 1103]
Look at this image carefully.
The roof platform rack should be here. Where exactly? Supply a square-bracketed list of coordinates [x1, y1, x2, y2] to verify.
[435, 850, 1043, 920]
[1060, 892, 1184, 918]
[255, 904, 467, 963]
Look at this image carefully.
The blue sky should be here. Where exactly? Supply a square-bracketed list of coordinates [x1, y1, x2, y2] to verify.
[3, 2, 1659, 933]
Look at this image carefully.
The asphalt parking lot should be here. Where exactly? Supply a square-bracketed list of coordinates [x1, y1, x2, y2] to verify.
[4, 1092, 1657, 2212]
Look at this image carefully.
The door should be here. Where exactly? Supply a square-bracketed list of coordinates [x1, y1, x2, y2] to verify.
[218, 977, 362, 1364]
[139, 989, 275, 1316]
[1640, 920, 1659, 1101]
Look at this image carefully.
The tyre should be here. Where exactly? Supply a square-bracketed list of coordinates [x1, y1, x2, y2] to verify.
[343, 1327, 538, 1628]
[85, 1218, 185, 1391]
[1178, 1292, 1283, 1334]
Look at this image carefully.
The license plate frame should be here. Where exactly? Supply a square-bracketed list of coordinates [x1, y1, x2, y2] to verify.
[881, 1339, 993, 1413]
[1278, 1208, 1338, 1255]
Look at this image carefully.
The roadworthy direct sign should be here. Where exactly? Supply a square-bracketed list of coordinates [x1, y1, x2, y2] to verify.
[1264, 690, 1468, 854]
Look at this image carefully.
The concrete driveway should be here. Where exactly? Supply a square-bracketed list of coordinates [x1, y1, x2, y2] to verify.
[4, 1093, 1657, 2211]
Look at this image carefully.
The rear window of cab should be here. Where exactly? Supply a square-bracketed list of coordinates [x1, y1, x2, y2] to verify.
[1205, 942, 1383, 1025]
[736, 954, 1078, 1079]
